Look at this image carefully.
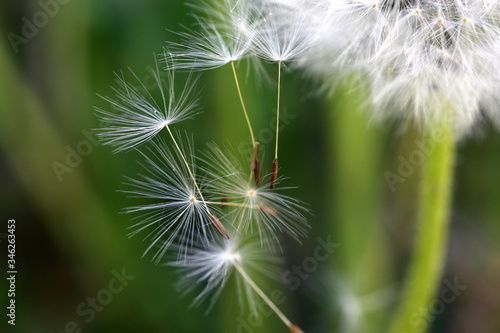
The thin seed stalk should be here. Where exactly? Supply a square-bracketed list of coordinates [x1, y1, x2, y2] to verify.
[274, 60, 282, 160]
[231, 259, 303, 333]
[230, 61, 255, 148]
[270, 60, 282, 189]
[387, 113, 455, 333]
[230, 61, 262, 184]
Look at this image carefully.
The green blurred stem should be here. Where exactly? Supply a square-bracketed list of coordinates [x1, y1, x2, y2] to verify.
[388, 116, 455, 333]
[327, 79, 391, 333]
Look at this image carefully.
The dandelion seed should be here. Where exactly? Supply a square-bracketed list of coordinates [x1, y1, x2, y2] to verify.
[95, 57, 200, 152]
[168, 236, 268, 310]
[163, 126, 231, 240]
[200, 144, 310, 248]
[165, 19, 250, 71]
[168, 236, 304, 332]
[249, 3, 315, 63]
[245, 3, 316, 183]
[165, 0, 255, 71]
[124, 138, 226, 262]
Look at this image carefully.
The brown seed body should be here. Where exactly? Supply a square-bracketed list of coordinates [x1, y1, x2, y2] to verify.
[252, 142, 261, 186]
[208, 213, 230, 239]
[289, 324, 305, 333]
[270, 158, 278, 189]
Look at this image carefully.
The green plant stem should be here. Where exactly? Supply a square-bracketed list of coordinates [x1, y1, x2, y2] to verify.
[388, 118, 455, 333]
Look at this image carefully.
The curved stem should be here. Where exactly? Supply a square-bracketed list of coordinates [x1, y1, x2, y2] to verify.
[387, 117, 455, 333]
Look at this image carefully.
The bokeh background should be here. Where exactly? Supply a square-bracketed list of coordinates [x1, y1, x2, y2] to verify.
[1, 1, 500, 332]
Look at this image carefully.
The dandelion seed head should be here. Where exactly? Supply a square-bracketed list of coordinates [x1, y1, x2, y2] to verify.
[263, 0, 500, 137]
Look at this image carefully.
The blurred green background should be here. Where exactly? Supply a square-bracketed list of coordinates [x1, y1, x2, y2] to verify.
[1, 1, 500, 333]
